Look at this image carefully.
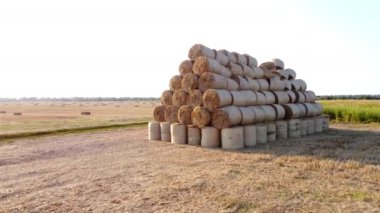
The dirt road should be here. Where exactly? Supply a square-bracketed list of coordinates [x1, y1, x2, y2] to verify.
[0, 125, 379, 212]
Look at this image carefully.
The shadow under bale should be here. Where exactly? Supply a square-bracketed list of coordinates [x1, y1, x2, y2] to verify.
[81, 112, 91, 115]
[13, 112, 22, 116]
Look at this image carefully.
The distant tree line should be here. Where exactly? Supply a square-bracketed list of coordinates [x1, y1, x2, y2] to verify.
[0, 97, 160, 102]
[317, 95, 380, 100]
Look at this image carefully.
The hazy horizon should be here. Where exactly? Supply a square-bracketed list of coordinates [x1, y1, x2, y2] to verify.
[1, 0, 379, 98]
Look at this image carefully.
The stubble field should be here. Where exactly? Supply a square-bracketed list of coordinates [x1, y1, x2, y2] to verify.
[0, 100, 379, 212]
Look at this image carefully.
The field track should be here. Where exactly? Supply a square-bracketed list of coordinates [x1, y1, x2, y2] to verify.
[0, 125, 379, 212]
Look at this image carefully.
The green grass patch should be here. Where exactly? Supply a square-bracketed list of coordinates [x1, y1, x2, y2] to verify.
[320, 100, 380, 123]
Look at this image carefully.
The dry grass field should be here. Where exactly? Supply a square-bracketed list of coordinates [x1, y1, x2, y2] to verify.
[0, 101, 158, 137]
[0, 101, 379, 212]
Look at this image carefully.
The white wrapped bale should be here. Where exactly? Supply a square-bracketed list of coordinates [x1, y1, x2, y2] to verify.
[148, 121, 161, 140]
[188, 125, 201, 146]
[270, 104, 286, 120]
[295, 103, 307, 118]
[314, 117, 323, 133]
[256, 124, 267, 144]
[239, 107, 256, 125]
[242, 64, 255, 79]
[231, 75, 249, 90]
[231, 91, 248, 107]
[288, 119, 301, 138]
[226, 78, 240, 91]
[268, 76, 286, 91]
[287, 91, 297, 103]
[272, 58, 284, 70]
[249, 106, 266, 123]
[267, 122, 276, 142]
[160, 122, 171, 142]
[228, 63, 243, 76]
[300, 119, 308, 136]
[322, 114, 330, 131]
[283, 104, 300, 119]
[236, 53, 248, 65]
[243, 90, 257, 106]
[244, 54, 258, 68]
[198, 72, 228, 92]
[246, 77, 260, 91]
[201, 127, 221, 147]
[306, 118, 315, 135]
[304, 91, 316, 103]
[253, 67, 264, 79]
[257, 79, 269, 91]
[276, 121, 288, 139]
[171, 123, 187, 144]
[188, 44, 215, 61]
[273, 91, 290, 105]
[193, 56, 231, 78]
[255, 92, 266, 105]
[221, 126, 244, 150]
[261, 91, 276, 104]
[243, 125, 257, 147]
[295, 91, 306, 103]
[286, 68, 296, 80]
[215, 50, 229, 66]
[260, 105, 277, 122]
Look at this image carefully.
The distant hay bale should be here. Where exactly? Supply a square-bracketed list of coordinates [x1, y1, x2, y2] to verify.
[178, 105, 193, 125]
[81, 112, 91, 115]
[179, 60, 193, 76]
[212, 106, 242, 129]
[0, 111, 6, 114]
[169, 75, 183, 90]
[164, 105, 179, 123]
[188, 90, 203, 107]
[160, 90, 173, 106]
[181, 73, 199, 92]
[193, 56, 231, 77]
[188, 44, 215, 61]
[191, 106, 211, 128]
[198, 72, 228, 92]
[13, 112, 22, 116]
[203, 89, 232, 111]
[172, 89, 189, 107]
[153, 105, 166, 122]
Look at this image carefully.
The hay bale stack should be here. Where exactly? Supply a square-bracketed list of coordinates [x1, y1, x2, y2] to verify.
[193, 56, 231, 77]
[160, 122, 171, 142]
[243, 125, 257, 147]
[221, 126, 244, 150]
[203, 89, 232, 111]
[239, 107, 256, 125]
[256, 124, 267, 144]
[169, 75, 183, 90]
[171, 123, 187, 144]
[188, 44, 216, 61]
[148, 121, 161, 140]
[188, 125, 201, 145]
[182, 73, 199, 92]
[160, 90, 173, 106]
[179, 60, 193, 76]
[198, 72, 228, 92]
[212, 106, 242, 129]
[201, 127, 221, 147]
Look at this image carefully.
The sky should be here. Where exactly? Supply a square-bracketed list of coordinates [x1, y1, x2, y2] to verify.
[0, 0, 379, 98]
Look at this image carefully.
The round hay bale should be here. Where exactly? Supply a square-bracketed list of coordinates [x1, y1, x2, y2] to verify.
[238, 107, 256, 125]
[164, 105, 179, 123]
[169, 75, 183, 90]
[289, 79, 301, 91]
[188, 89, 203, 107]
[279, 69, 290, 80]
[303, 103, 317, 117]
[160, 122, 171, 142]
[298, 79, 307, 91]
[236, 53, 248, 65]
[303, 91, 316, 103]
[231, 75, 249, 90]
[272, 58, 284, 70]
[300, 119, 308, 136]
[259, 62, 276, 73]
[253, 67, 264, 79]
[284, 81, 292, 91]
[314, 117, 323, 133]
[242, 65, 255, 79]
[246, 77, 260, 91]
[295, 103, 307, 118]
[148, 121, 161, 140]
[153, 105, 166, 122]
[203, 89, 232, 111]
[261, 91, 276, 105]
[201, 126, 221, 147]
[198, 72, 228, 92]
[276, 121, 288, 139]
[283, 104, 300, 119]
[256, 124, 267, 144]
[224, 50, 238, 64]
[171, 123, 187, 144]
[255, 92, 266, 105]
[228, 63, 244, 76]
[193, 56, 231, 77]
[231, 91, 247, 107]
[314, 103, 323, 116]
[288, 119, 301, 138]
[188, 44, 215, 61]
[172, 89, 189, 107]
[268, 76, 286, 91]
[191, 106, 211, 128]
[212, 106, 242, 129]
[221, 126, 244, 150]
[215, 50, 229, 66]
[266, 122, 276, 142]
[287, 91, 297, 103]
[295, 91, 306, 103]
[270, 104, 286, 120]
[259, 105, 277, 122]
[178, 105, 193, 125]
[188, 125, 201, 145]
[179, 60, 193, 76]
[249, 106, 266, 123]
[243, 90, 257, 106]
[244, 54, 258, 68]
[226, 78, 240, 91]
[273, 91, 290, 105]
[257, 79, 269, 91]
[160, 90, 173, 106]
[306, 118, 315, 135]
[286, 68, 296, 80]
[181, 73, 199, 92]
[243, 125, 257, 147]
